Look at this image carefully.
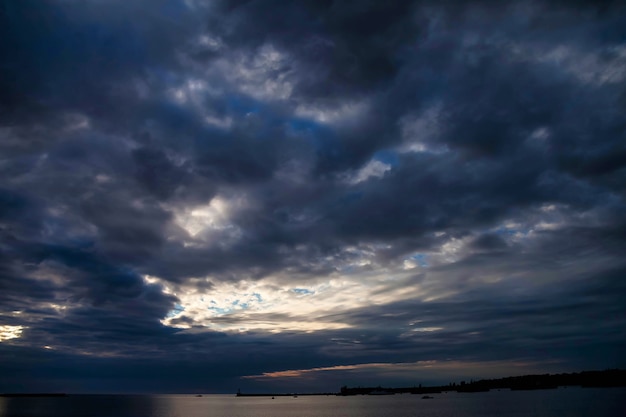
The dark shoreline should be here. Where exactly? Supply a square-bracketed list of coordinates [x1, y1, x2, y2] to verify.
[235, 369, 626, 397]
[337, 369, 626, 396]
[235, 393, 336, 397]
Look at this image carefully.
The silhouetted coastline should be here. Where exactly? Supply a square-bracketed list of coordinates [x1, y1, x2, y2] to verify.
[337, 369, 626, 396]
[235, 369, 626, 397]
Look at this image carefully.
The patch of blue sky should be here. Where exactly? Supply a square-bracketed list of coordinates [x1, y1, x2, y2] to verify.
[373, 149, 399, 167]
[292, 288, 314, 295]
[213, 101, 340, 153]
[224, 94, 290, 139]
[231, 299, 251, 310]
[287, 118, 323, 133]
[493, 227, 518, 235]
[286, 117, 340, 151]
[411, 253, 429, 267]
[166, 303, 185, 318]
[208, 306, 232, 315]
[232, 96, 274, 118]
[204, 296, 258, 317]
[226, 94, 261, 116]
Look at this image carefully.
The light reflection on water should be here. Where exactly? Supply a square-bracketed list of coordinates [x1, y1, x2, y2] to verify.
[1, 387, 624, 417]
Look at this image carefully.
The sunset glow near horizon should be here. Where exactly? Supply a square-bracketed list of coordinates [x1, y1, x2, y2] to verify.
[1, 0, 625, 394]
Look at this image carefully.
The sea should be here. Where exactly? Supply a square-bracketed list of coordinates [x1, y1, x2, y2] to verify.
[1, 387, 625, 417]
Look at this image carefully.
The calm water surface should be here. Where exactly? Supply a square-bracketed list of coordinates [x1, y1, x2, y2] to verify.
[1, 387, 625, 417]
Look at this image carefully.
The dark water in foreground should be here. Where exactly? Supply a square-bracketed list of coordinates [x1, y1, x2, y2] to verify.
[1, 387, 625, 417]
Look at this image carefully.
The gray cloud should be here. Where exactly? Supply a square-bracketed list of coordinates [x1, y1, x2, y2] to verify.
[1, 0, 625, 393]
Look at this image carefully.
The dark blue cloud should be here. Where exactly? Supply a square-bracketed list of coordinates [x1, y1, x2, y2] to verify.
[1, 0, 625, 393]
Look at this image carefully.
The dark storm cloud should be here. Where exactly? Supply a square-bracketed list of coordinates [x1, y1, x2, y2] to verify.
[210, 0, 415, 91]
[1, 0, 625, 392]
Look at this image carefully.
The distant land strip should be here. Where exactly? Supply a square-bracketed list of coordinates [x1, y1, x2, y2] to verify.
[235, 392, 336, 397]
[236, 369, 626, 397]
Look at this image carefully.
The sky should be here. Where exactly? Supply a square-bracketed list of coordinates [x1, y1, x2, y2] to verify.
[1, 0, 625, 394]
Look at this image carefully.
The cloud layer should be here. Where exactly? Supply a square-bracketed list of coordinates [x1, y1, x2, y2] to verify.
[1, 0, 625, 393]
